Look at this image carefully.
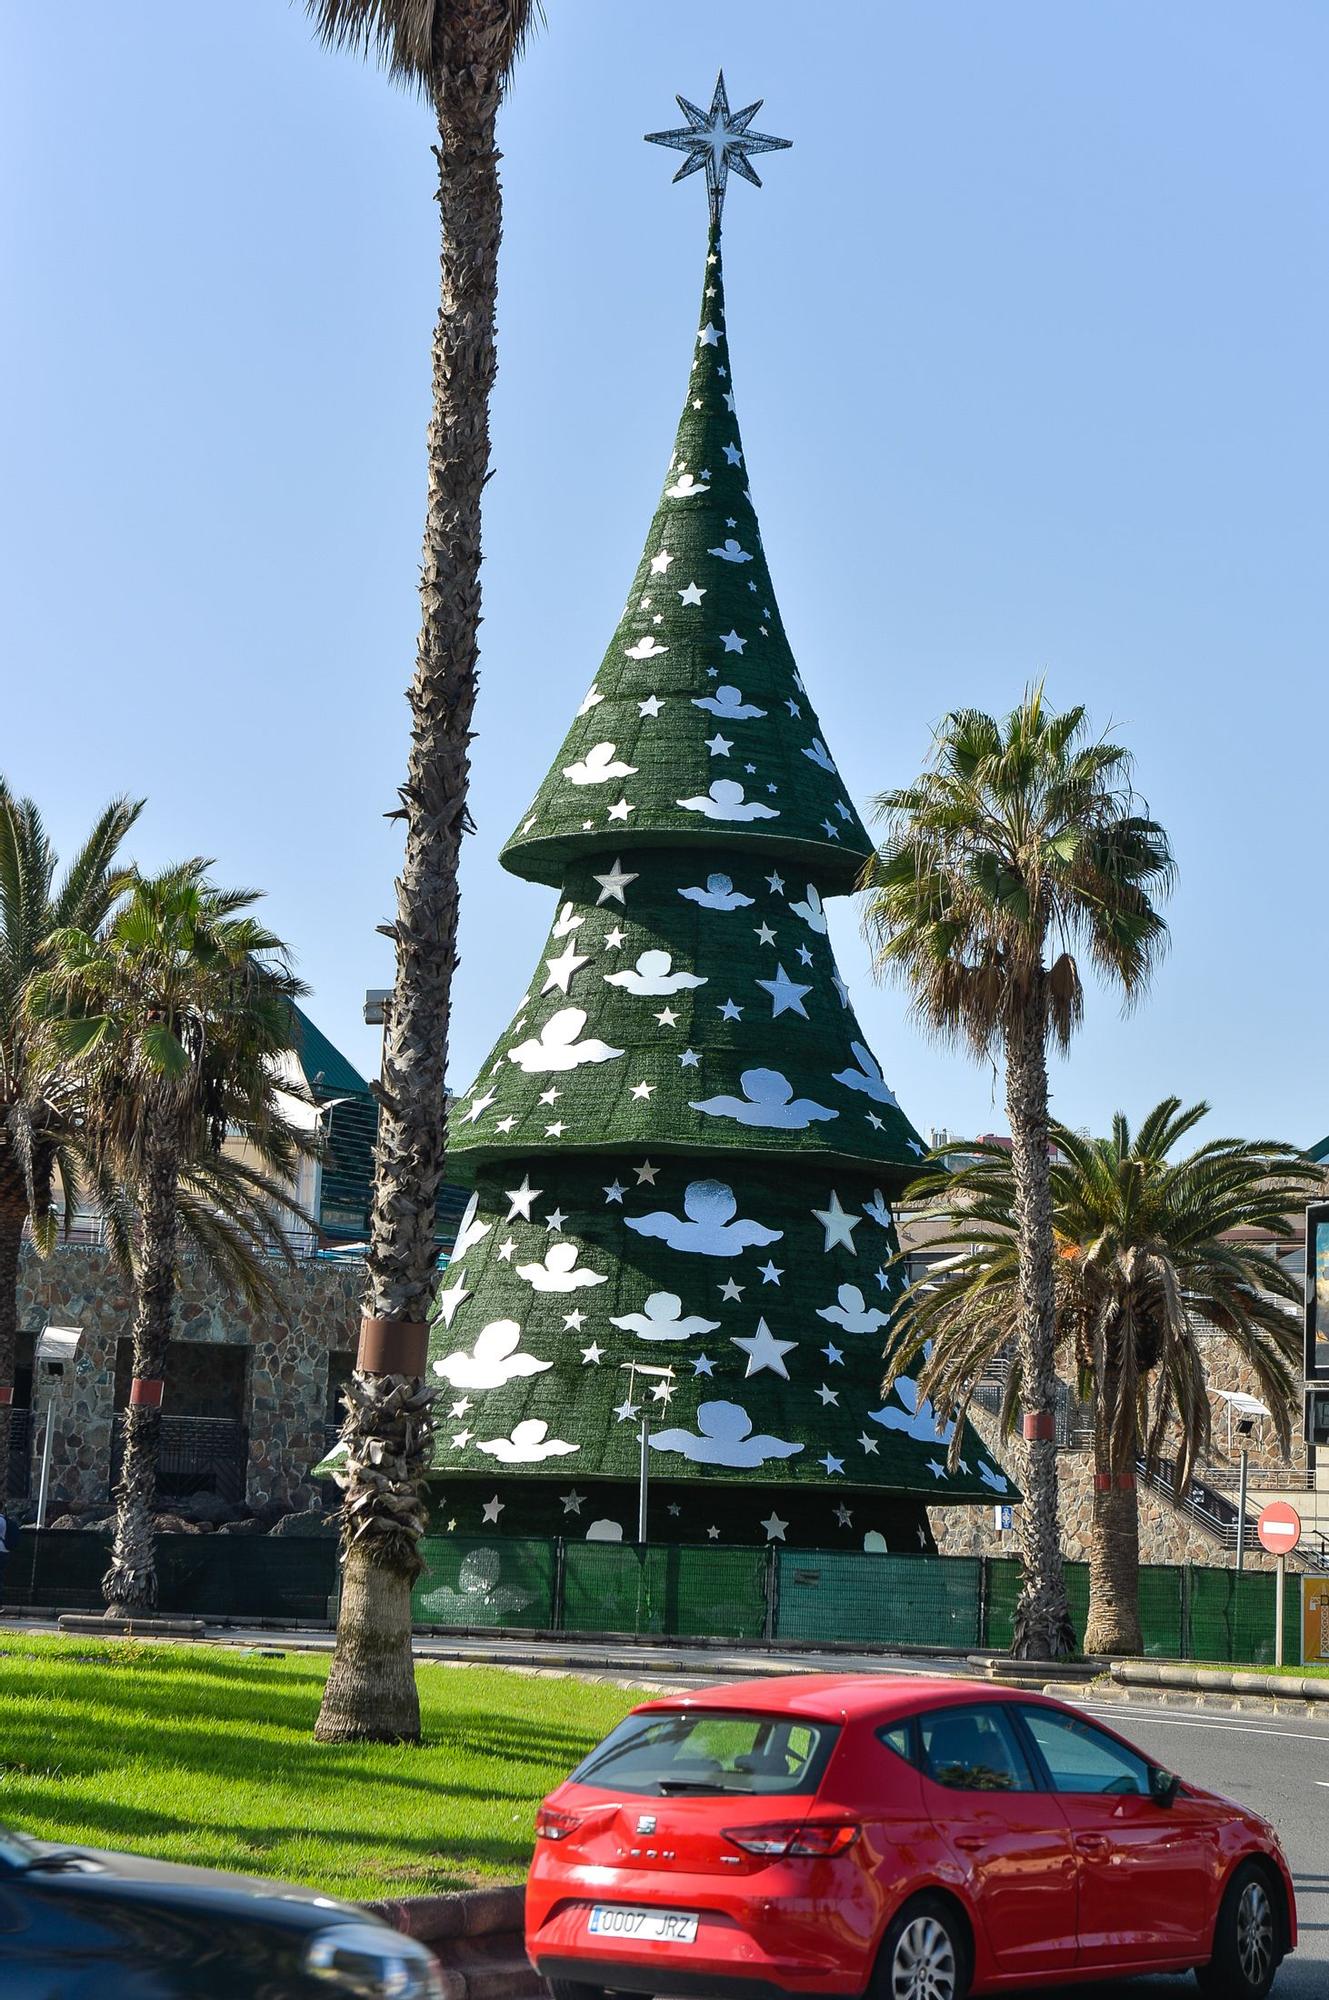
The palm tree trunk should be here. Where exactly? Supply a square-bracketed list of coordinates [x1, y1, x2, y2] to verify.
[103, 1132, 178, 1614]
[0, 1181, 25, 1512]
[1084, 1367, 1142, 1655]
[315, 17, 504, 1745]
[1003, 989, 1075, 1659]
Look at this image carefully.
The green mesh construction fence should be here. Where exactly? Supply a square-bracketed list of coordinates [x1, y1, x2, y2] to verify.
[2, 1528, 1309, 1663]
[5, 1530, 337, 1619]
[775, 1552, 984, 1651]
[412, 1536, 557, 1630]
[561, 1542, 770, 1640]
[1187, 1566, 1301, 1666]
[984, 1555, 1300, 1663]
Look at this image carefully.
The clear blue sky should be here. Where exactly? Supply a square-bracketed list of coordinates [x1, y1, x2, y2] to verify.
[3, 3, 1326, 1148]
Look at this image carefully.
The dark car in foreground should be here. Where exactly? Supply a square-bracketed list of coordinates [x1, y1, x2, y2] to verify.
[0, 1826, 444, 1998]
[527, 1674, 1296, 2000]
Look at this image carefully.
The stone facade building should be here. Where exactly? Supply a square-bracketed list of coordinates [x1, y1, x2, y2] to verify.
[6, 1006, 465, 1524]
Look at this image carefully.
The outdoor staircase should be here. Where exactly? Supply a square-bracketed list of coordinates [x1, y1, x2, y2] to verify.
[1136, 1457, 1329, 1573]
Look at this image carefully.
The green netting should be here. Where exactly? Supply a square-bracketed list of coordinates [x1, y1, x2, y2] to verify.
[154, 1536, 337, 1620]
[983, 1557, 1033, 1650]
[775, 1551, 984, 1650]
[1187, 1566, 1301, 1666]
[1137, 1564, 1185, 1657]
[6, 1530, 337, 1619]
[9, 1529, 113, 1610]
[981, 1558, 1303, 1665]
[562, 1541, 768, 1639]
[4, 1526, 1308, 1665]
[412, 1536, 557, 1630]
[982, 1561, 1093, 1651]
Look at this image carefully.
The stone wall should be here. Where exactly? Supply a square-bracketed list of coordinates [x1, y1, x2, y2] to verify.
[930, 1365, 1310, 1575]
[16, 1243, 362, 1515]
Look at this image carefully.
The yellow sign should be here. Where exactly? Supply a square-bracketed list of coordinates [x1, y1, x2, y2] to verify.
[1304, 1579, 1329, 1666]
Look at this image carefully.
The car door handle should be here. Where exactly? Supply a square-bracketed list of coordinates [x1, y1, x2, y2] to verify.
[952, 1834, 987, 1852]
[1075, 1834, 1111, 1857]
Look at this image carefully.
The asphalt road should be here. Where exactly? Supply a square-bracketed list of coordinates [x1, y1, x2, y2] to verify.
[1066, 1699, 1328, 2000]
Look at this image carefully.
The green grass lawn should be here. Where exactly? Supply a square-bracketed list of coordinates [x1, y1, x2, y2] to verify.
[0, 1635, 639, 1901]
[1244, 1658, 1329, 1679]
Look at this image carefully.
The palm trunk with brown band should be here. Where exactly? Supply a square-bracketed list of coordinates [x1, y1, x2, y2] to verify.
[356, 1319, 430, 1376]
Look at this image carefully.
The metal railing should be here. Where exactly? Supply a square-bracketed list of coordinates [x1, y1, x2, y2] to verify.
[110, 1414, 249, 1506]
[970, 1363, 1094, 1451]
[1199, 1464, 1316, 1494]
[1137, 1456, 1329, 1573]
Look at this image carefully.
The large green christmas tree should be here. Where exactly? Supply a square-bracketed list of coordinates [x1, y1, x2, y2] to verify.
[428, 77, 1007, 1551]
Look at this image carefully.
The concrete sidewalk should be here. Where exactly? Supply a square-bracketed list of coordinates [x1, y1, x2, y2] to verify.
[2, 1606, 985, 1687]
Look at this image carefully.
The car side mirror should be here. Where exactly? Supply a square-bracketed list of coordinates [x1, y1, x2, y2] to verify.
[1150, 1768, 1180, 1809]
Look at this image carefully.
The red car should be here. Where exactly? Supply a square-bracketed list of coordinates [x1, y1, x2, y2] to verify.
[527, 1674, 1295, 2000]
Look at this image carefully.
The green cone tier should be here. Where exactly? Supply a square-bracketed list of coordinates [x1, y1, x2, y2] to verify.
[430, 222, 1009, 1550]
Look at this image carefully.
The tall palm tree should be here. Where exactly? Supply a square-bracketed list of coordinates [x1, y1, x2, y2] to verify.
[304, 0, 541, 1743]
[861, 688, 1175, 1658]
[0, 783, 142, 1506]
[883, 1101, 1318, 1654]
[30, 862, 310, 1612]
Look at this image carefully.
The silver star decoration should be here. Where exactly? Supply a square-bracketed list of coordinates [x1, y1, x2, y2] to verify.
[646, 73, 792, 227]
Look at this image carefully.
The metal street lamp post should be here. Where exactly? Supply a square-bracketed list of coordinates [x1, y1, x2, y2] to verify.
[618, 1360, 676, 1544]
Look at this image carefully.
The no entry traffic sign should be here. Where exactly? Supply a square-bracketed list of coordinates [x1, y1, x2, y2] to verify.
[1257, 1501, 1302, 1555]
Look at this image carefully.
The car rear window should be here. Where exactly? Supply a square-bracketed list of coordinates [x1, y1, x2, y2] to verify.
[567, 1710, 841, 1797]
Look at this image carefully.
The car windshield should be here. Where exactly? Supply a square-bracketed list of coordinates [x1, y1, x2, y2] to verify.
[568, 1710, 840, 1797]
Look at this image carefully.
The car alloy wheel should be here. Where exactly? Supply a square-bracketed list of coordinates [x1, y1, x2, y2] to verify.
[1235, 1879, 1274, 1990]
[890, 1914, 958, 2000]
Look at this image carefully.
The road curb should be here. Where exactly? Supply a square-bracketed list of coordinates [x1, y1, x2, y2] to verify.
[1109, 1660, 1329, 1703]
[365, 1886, 544, 2000]
[1053, 1679, 1329, 1719]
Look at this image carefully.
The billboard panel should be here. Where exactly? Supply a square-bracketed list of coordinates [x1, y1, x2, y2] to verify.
[1310, 1203, 1329, 1382]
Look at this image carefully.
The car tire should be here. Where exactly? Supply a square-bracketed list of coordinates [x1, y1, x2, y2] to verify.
[875, 1894, 970, 2000]
[1196, 1861, 1281, 2000]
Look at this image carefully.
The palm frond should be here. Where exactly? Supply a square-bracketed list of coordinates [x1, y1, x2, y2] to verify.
[305, 0, 543, 91]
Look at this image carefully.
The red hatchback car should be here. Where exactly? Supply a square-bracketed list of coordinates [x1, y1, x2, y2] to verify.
[527, 1675, 1296, 2000]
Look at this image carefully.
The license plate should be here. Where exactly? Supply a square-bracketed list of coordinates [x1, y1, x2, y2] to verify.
[588, 1905, 698, 1944]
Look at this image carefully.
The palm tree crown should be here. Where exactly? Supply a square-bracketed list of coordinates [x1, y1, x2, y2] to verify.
[305, 1, 541, 92]
[32, 860, 307, 1225]
[861, 686, 1175, 1057]
[893, 1102, 1318, 1482]
[0, 784, 142, 1238]
[888, 1099, 1319, 1652]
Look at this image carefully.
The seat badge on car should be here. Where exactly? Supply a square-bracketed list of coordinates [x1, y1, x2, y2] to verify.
[636, 1815, 657, 1835]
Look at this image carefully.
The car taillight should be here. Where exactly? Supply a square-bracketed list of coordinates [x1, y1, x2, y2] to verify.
[535, 1804, 583, 1841]
[723, 1820, 860, 1858]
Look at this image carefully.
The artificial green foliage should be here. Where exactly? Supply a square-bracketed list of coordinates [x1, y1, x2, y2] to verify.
[435, 220, 1003, 1547]
[503, 227, 872, 891]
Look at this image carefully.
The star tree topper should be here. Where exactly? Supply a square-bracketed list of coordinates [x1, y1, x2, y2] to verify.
[646, 72, 791, 226]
